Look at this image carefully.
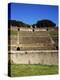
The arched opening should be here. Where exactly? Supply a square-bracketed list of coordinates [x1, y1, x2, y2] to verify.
[17, 47, 20, 51]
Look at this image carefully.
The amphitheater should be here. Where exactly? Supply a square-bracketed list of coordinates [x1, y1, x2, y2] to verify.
[8, 26, 58, 65]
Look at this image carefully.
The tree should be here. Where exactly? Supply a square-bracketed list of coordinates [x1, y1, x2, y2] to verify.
[32, 24, 36, 28]
[36, 19, 56, 28]
[8, 20, 30, 28]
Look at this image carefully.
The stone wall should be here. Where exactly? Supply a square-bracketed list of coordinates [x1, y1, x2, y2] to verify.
[9, 51, 58, 65]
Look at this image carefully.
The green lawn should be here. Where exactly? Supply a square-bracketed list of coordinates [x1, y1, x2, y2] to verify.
[8, 64, 58, 77]
[10, 29, 17, 35]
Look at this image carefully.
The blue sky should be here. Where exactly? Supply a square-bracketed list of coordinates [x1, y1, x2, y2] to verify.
[8, 3, 58, 26]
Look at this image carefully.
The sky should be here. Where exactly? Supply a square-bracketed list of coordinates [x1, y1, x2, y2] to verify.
[8, 3, 58, 26]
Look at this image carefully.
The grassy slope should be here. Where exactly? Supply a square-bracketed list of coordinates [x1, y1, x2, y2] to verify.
[10, 29, 58, 38]
[11, 29, 17, 35]
[10, 64, 58, 77]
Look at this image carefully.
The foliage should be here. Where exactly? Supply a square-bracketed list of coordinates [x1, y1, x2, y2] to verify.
[36, 19, 56, 28]
[8, 20, 30, 27]
[8, 19, 56, 28]
[10, 64, 58, 77]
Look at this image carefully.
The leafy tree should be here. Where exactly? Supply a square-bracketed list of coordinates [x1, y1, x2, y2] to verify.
[36, 19, 56, 28]
[8, 20, 30, 28]
[32, 24, 36, 28]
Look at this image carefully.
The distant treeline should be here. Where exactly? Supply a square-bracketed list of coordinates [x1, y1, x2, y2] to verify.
[8, 20, 30, 28]
[8, 19, 56, 28]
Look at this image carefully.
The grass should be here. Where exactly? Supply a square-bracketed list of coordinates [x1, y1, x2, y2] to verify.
[49, 30, 58, 37]
[10, 29, 58, 40]
[10, 29, 17, 35]
[9, 64, 58, 77]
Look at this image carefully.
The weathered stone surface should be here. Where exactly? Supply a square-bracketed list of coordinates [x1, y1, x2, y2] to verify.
[9, 51, 58, 65]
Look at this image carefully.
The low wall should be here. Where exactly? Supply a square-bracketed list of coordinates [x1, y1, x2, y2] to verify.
[8, 51, 58, 65]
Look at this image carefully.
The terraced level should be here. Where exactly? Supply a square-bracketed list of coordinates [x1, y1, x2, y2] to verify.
[9, 28, 58, 50]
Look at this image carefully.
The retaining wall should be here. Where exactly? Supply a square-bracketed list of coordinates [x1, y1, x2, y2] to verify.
[8, 51, 58, 65]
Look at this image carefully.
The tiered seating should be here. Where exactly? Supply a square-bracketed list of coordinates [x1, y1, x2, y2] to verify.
[19, 31, 49, 37]
[10, 29, 57, 50]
